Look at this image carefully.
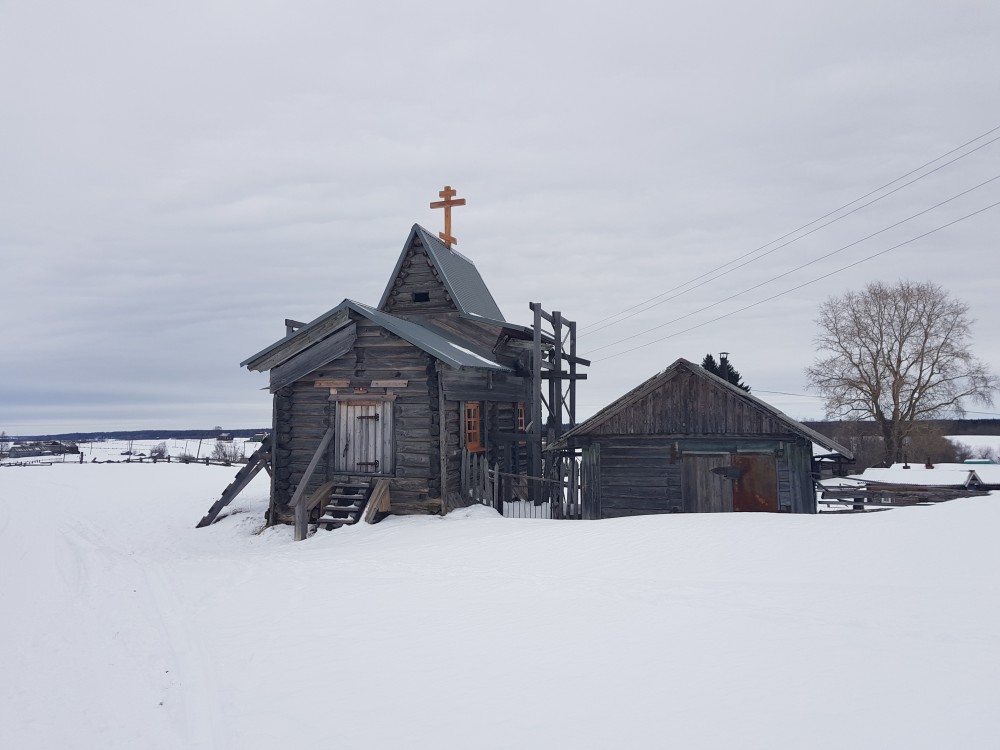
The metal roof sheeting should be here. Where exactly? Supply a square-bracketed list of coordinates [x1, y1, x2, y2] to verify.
[348, 301, 510, 372]
[378, 224, 506, 321]
[242, 299, 511, 375]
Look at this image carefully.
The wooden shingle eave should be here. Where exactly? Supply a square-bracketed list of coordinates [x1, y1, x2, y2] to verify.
[241, 303, 352, 372]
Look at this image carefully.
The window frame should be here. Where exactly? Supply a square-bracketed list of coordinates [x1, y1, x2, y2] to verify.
[464, 401, 484, 453]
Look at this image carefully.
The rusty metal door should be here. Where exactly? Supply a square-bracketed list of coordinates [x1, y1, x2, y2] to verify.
[335, 401, 393, 474]
[731, 454, 778, 512]
[681, 454, 734, 512]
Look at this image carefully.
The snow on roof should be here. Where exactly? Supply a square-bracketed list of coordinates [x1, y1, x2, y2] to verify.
[850, 467, 981, 487]
[889, 462, 1000, 485]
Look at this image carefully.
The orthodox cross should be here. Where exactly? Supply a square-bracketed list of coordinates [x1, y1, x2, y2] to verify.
[429, 185, 466, 247]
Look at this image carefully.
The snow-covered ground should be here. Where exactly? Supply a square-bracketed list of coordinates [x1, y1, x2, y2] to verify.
[1, 461, 998, 749]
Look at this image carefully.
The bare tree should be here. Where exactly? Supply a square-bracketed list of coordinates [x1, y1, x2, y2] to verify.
[0, 431, 10, 455]
[806, 281, 997, 465]
[212, 441, 246, 464]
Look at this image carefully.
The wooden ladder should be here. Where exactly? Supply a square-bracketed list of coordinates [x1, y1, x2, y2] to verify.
[196, 435, 272, 528]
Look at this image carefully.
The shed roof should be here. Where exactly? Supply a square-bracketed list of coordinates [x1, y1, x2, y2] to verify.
[378, 224, 506, 321]
[242, 299, 511, 374]
[551, 358, 853, 458]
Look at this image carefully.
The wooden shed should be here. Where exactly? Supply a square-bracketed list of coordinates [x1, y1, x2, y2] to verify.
[550, 359, 853, 518]
[239, 223, 579, 535]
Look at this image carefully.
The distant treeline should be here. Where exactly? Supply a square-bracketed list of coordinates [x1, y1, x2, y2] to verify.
[803, 419, 1000, 438]
[9, 428, 270, 442]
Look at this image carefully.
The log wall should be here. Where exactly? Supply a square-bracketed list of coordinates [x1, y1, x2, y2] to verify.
[593, 369, 792, 437]
[585, 436, 816, 518]
[271, 312, 441, 518]
[382, 240, 457, 315]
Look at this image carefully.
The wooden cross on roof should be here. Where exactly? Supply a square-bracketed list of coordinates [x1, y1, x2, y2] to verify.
[429, 185, 466, 248]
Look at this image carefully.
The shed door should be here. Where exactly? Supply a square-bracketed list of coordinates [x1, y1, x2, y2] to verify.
[731, 454, 778, 512]
[335, 401, 393, 474]
[682, 454, 733, 512]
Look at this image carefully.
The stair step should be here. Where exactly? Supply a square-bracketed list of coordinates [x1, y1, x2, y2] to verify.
[316, 515, 358, 525]
[329, 493, 366, 501]
[323, 504, 361, 513]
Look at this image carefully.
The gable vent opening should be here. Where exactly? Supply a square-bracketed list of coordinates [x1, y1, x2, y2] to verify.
[412, 291, 431, 303]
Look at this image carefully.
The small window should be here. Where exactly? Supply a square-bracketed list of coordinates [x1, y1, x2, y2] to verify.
[465, 402, 484, 452]
[517, 402, 526, 432]
[412, 291, 430, 303]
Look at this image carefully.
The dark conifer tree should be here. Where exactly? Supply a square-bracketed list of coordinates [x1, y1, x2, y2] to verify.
[701, 353, 751, 392]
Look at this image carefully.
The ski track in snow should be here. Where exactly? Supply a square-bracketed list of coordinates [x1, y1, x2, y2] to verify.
[1, 460, 999, 749]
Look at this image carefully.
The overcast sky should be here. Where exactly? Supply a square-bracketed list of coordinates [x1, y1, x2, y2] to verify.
[2, 1, 999, 435]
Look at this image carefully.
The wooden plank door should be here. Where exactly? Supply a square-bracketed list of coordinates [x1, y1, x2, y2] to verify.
[335, 401, 393, 474]
[681, 454, 733, 512]
[731, 454, 778, 512]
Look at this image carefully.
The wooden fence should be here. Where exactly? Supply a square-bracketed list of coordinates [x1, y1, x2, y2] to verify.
[461, 449, 583, 520]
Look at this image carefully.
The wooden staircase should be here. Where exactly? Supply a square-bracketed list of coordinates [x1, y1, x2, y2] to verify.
[304, 478, 391, 533]
[314, 482, 369, 528]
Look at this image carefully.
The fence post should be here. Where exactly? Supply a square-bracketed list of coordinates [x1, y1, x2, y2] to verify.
[481, 456, 488, 505]
[461, 448, 469, 505]
[493, 462, 500, 513]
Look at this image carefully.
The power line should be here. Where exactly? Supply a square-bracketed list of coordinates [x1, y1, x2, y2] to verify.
[587, 174, 1000, 355]
[582, 136, 1000, 340]
[579, 123, 1000, 337]
[754, 389, 823, 399]
[593, 197, 1000, 362]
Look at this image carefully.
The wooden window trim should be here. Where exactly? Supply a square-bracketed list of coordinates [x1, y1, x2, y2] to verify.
[465, 401, 484, 453]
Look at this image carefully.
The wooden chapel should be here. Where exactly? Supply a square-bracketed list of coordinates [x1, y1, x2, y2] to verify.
[231, 188, 586, 538]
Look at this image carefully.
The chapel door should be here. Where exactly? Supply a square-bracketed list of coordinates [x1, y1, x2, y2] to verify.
[681, 454, 734, 512]
[731, 454, 778, 512]
[335, 401, 393, 474]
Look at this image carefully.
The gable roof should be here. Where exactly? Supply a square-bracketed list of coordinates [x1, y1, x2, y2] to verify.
[552, 358, 853, 458]
[242, 299, 511, 375]
[378, 224, 506, 321]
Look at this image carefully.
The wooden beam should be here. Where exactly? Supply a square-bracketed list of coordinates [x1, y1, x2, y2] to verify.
[291, 427, 335, 541]
[364, 479, 392, 523]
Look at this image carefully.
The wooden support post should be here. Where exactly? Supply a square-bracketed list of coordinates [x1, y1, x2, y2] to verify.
[438, 368, 449, 511]
[569, 455, 578, 518]
[552, 311, 563, 439]
[267, 393, 279, 525]
[568, 319, 577, 429]
[530, 302, 543, 505]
